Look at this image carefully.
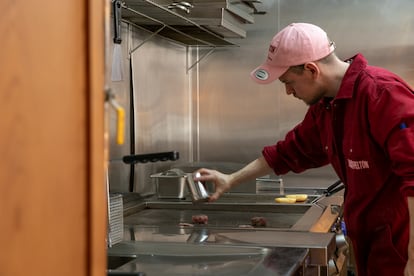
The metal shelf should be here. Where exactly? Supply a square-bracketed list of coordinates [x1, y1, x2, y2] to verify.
[121, 0, 239, 47]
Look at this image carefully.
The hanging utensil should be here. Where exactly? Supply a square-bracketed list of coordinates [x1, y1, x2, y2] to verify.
[111, 0, 123, 81]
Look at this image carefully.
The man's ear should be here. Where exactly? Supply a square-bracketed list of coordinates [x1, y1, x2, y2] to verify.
[304, 62, 320, 78]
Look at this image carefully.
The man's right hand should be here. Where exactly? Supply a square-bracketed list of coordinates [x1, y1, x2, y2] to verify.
[194, 157, 273, 202]
[194, 168, 234, 202]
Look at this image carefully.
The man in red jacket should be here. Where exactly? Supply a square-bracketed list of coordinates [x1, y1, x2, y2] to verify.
[196, 23, 414, 275]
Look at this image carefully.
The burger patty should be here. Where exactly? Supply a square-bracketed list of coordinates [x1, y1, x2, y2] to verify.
[192, 214, 208, 224]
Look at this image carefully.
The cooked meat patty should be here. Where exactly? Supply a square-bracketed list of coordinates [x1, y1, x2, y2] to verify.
[251, 216, 267, 227]
[192, 214, 208, 224]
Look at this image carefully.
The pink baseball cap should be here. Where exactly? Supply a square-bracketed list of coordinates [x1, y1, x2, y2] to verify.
[250, 23, 335, 84]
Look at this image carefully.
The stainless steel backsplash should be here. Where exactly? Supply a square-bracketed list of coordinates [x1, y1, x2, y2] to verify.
[108, 0, 414, 193]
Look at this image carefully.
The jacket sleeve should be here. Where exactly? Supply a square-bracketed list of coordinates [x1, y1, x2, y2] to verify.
[262, 106, 330, 175]
[367, 79, 414, 196]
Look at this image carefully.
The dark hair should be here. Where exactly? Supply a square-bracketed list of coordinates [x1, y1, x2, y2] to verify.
[288, 52, 335, 74]
[288, 64, 306, 74]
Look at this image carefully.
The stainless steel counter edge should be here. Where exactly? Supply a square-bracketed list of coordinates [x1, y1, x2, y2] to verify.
[212, 230, 336, 266]
[120, 193, 339, 266]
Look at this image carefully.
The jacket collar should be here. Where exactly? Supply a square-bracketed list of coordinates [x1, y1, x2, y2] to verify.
[334, 53, 368, 100]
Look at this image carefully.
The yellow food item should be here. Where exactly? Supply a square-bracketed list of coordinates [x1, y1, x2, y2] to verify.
[285, 194, 308, 202]
[275, 197, 296, 203]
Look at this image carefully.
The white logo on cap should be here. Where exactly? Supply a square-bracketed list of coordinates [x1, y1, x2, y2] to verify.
[254, 69, 269, 81]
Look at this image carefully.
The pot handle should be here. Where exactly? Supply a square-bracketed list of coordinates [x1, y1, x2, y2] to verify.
[324, 179, 345, 196]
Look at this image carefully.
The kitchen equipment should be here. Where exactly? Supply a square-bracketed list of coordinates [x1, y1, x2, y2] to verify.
[313, 179, 345, 208]
[108, 193, 124, 247]
[151, 168, 188, 199]
[151, 169, 210, 202]
[108, 270, 145, 276]
[323, 179, 345, 196]
[172, 161, 255, 193]
[111, 0, 123, 81]
[186, 172, 210, 203]
[123, 151, 179, 164]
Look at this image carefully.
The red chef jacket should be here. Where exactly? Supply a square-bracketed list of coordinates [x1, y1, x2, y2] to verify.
[262, 53, 414, 275]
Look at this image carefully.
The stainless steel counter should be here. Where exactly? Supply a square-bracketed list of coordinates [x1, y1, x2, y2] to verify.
[108, 241, 308, 275]
[109, 191, 345, 275]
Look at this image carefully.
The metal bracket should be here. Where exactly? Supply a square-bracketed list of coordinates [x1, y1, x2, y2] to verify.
[187, 47, 216, 72]
[129, 25, 167, 55]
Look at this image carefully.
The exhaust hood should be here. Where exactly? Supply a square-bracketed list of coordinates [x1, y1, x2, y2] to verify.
[121, 0, 262, 46]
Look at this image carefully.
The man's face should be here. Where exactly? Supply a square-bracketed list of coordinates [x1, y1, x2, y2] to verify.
[278, 67, 325, 105]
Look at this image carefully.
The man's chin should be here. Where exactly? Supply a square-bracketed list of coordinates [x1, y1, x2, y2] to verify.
[306, 96, 324, 106]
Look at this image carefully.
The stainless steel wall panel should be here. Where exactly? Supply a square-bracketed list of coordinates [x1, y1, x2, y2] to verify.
[195, 0, 414, 186]
[108, 23, 192, 193]
[131, 31, 191, 195]
[109, 0, 414, 193]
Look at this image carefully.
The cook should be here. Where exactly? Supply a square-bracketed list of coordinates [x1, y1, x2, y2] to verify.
[195, 23, 414, 276]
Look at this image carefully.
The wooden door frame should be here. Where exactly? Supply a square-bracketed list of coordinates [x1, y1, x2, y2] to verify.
[86, 0, 107, 275]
